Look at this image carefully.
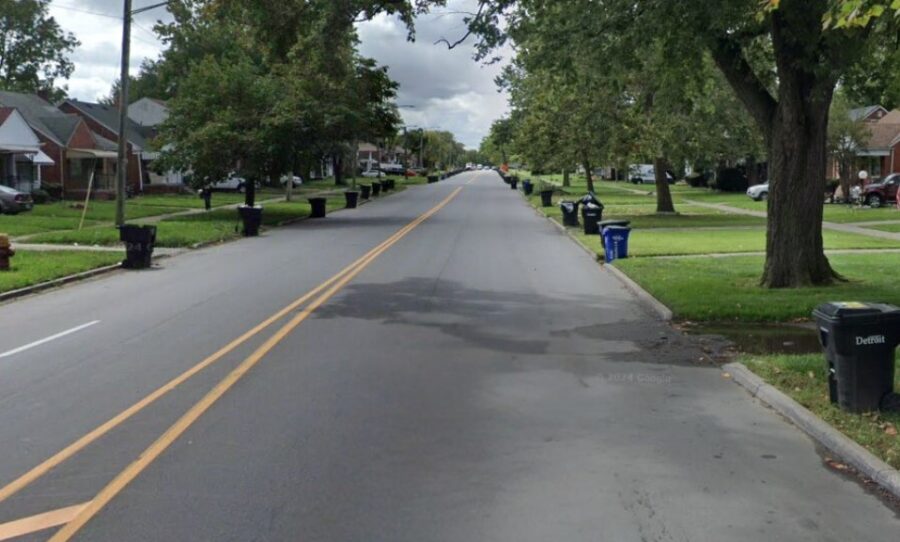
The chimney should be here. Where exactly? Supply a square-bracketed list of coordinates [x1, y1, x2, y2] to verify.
[36, 88, 52, 103]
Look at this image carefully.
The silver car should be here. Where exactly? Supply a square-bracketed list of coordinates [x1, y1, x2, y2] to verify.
[0, 185, 33, 214]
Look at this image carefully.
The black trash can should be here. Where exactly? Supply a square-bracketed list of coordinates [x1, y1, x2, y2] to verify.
[237, 205, 263, 237]
[581, 203, 603, 234]
[380, 179, 390, 192]
[386, 178, 396, 190]
[372, 182, 382, 196]
[540, 190, 553, 207]
[345, 191, 359, 209]
[308, 197, 327, 218]
[510, 178, 518, 190]
[522, 180, 533, 195]
[119, 224, 156, 269]
[360, 184, 371, 199]
[559, 200, 579, 227]
[427, 175, 439, 184]
[813, 302, 900, 412]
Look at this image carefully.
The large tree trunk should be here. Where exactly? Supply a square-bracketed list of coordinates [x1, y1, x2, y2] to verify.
[654, 156, 676, 213]
[710, 2, 846, 288]
[762, 90, 839, 287]
[562, 168, 570, 187]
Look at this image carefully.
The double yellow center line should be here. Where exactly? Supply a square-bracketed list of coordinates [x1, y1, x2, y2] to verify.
[0, 187, 463, 540]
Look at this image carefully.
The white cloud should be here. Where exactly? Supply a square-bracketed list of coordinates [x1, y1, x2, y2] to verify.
[49, 0, 510, 148]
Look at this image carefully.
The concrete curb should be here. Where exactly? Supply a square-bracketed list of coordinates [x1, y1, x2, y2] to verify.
[526, 199, 673, 321]
[724, 361, 900, 499]
[602, 263, 673, 321]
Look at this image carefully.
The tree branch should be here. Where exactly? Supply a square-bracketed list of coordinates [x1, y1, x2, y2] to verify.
[709, 36, 777, 134]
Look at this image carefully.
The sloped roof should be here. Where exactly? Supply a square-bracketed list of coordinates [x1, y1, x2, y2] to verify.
[92, 132, 118, 152]
[39, 115, 80, 144]
[0, 90, 80, 145]
[849, 105, 888, 122]
[358, 142, 378, 152]
[878, 110, 900, 124]
[861, 123, 900, 151]
[64, 99, 154, 150]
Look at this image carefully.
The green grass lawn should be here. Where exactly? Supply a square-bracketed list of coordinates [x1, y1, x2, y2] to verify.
[866, 222, 900, 232]
[0, 250, 123, 293]
[743, 353, 900, 470]
[130, 193, 247, 209]
[614, 253, 900, 321]
[30, 201, 184, 222]
[0, 215, 105, 237]
[24, 220, 241, 248]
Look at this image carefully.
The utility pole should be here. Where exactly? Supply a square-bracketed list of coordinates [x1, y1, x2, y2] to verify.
[115, 0, 132, 227]
[115, 0, 169, 227]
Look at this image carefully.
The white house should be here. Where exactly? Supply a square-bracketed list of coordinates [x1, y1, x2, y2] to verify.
[128, 97, 169, 128]
[125, 97, 185, 186]
[0, 107, 53, 192]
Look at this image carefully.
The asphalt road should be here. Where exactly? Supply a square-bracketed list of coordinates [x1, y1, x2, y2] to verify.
[0, 170, 896, 541]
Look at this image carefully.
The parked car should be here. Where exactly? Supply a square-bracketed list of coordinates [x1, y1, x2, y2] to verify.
[0, 185, 34, 214]
[212, 175, 247, 192]
[629, 164, 674, 184]
[379, 163, 405, 175]
[746, 182, 769, 201]
[362, 169, 384, 178]
[861, 173, 900, 208]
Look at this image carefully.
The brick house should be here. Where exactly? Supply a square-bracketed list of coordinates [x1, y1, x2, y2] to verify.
[838, 106, 900, 179]
[0, 91, 114, 198]
[60, 99, 150, 194]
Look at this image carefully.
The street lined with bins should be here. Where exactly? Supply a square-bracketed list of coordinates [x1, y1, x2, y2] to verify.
[0, 170, 897, 540]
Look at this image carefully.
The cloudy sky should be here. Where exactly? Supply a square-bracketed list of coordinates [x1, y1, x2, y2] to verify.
[46, 0, 510, 149]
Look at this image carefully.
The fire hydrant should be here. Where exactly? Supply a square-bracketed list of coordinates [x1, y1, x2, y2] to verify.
[0, 234, 14, 271]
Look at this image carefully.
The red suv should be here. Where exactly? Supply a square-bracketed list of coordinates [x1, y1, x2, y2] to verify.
[862, 173, 900, 208]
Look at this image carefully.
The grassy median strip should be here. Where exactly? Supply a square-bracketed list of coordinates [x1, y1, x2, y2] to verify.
[742, 353, 900, 470]
[0, 251, 123, 294]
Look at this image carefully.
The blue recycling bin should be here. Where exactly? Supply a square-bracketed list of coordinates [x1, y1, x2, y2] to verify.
[603, 226, 631, 262]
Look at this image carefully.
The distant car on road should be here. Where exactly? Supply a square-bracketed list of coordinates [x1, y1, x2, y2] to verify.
[746, 182, 769, 201]
[861, 173, 900, 208]
[0, 185, 34, 214]
[362, 169, 383, 178]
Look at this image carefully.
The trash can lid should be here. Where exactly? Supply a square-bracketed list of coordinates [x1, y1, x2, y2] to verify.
[599, 220, 631, 227]
[812, 301, 900, 323]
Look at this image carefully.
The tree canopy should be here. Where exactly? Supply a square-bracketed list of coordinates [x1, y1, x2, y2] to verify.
[0, 0, 79, 101]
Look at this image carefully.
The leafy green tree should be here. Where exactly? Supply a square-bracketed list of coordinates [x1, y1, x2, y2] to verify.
[0, 0, 78, 100]
[828, 90, 872, 200]
[459, 0, 897, 287]
[102, 59, 173, 105]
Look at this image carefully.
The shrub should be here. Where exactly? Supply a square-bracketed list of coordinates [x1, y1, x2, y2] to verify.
[30, 189, 51, 203]
[711, 168, 749, 192]
[685, 172, 709, 188]
[42, 183, 63, 200]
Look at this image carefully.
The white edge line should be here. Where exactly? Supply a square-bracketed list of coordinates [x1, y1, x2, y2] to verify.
[0, 321, 101, 359]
